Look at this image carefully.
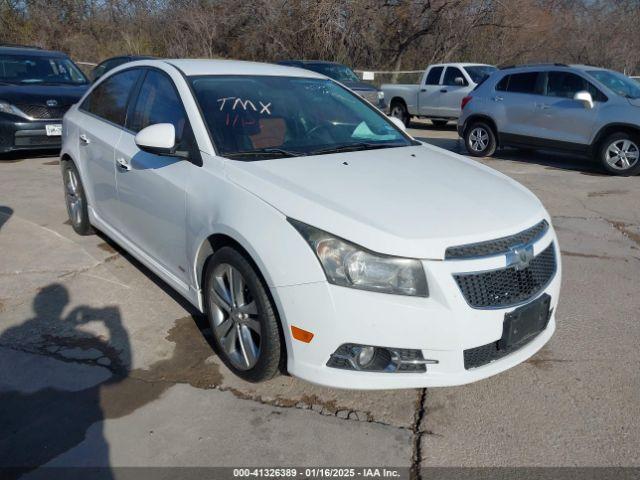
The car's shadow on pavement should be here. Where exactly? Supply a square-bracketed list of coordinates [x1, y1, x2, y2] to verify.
[412, 127, 609, 176]
[0, 149, 60, 163]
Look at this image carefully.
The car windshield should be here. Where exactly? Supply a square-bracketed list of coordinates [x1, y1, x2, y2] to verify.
[464, 65, 497, 84]
[190, 75, 413, 160]
[0, 54, 88, 85]
[304, 64, 360, 83]
[587, 70, 640, 99]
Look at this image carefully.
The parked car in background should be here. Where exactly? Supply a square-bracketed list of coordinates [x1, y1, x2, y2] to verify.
[0, 44, 89, 155]
[458, 63, 640, 176]
[277, 60, 386, 110]
[60, 59, 559, 389]
[91, 55, 155, 82]
[382, 63, 497, 127]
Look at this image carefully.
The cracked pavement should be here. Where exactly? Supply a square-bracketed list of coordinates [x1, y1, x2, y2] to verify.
[1, 123, 639, 476]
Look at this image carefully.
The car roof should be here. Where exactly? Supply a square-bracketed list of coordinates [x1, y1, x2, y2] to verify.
[99, 55, 155, 63]
[279, 60, 342, 66]
[499, 63, 602, 73]
[0, 46, 67, 57]
[430, 63, 494, 68]
[158, 59, 325, 79]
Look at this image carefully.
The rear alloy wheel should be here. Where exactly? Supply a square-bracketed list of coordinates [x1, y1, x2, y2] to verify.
[390, 101, 410, 127]
[599, 133, 640, 176]
[62, 161, 93, 235]
[204, 247, 283, 382]
[464, 121, 497, 157]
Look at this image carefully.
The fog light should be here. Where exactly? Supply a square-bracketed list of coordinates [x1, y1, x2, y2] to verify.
[356, 346, 375, 367]
[327, 343, 438, 373]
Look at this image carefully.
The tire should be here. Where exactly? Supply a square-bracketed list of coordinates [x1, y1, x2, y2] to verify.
[389, 100, 410, 127]
[464, 121, 497, 157]
[598, 132, 640, 176]
[431, 119, 449, 128]
[204, 246, 283, 382]
[62, 160, 94, 235]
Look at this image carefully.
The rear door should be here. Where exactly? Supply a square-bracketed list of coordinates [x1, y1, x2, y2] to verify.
[534, 70, 603, 146]
[418, 66, 444, 116]
[496, 71, 547, 139]
[438, 66, 472, 118]
[76, 68, 143, 229]
[114, 68, 196, 284]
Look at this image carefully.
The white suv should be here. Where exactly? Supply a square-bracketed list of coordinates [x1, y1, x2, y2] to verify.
[60, 59, 560, 389]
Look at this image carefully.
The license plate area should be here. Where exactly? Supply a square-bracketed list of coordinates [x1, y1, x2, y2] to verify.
[45, 124, 62, 136]
[499, 294, 551, 350]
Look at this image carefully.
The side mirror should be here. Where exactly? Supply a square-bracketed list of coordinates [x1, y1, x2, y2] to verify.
[574, 91, 594, 109]
[135, 123, 177, 155]
[454, 77, 466, 86]
[389, 116, 407, 132]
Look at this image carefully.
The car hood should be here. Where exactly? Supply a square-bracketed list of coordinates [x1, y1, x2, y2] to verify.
[224, 144, 548, 259]
[341, 80, 379, 92]
[0, 84, 89, 106]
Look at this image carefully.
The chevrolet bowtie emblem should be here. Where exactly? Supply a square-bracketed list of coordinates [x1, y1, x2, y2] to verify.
[506, 244, 534, 271]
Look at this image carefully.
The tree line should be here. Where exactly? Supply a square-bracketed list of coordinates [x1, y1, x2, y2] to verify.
[1, 0, 638, 75]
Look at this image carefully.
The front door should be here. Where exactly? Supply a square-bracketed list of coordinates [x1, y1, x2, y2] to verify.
[76, 69, 142, 228]
[437, 66, 472, 118]
[114, 69, 193, 283]
[418, 66, 444, 116]
[532, 71, 601, 146]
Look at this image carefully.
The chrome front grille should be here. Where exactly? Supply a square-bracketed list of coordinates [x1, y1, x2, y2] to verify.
[15, 104, 70, 120]
[445, 220, 548, 260]
[453, 243, 557, 309]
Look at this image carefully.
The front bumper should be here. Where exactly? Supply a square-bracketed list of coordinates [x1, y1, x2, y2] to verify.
[273, 229, 561, 390]
[0, 115, 63, 153]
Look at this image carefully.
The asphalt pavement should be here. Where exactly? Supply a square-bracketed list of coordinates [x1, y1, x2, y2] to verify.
[0, 122, 638, 477]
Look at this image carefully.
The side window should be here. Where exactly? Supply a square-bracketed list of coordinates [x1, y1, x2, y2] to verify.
[129, 70, 188, 142]
[443, 67, 468, 86]
[496, 75, 510, 91]
[81, 69, 141, 125]
[425, 67, 444, 85]
[505, 72, 541, 94]
[546, 72, 585, 99]
[546, 71, 607, 102]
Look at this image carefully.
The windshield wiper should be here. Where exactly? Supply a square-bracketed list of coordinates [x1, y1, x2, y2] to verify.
[224, 147, 303, 159]
[307, 142, 404, 156]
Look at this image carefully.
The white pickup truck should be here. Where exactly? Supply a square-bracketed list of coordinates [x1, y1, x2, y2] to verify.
[382, 63, 496, 127]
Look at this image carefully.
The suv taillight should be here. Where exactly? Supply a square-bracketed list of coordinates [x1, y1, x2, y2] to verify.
[461, 96, 472, 109]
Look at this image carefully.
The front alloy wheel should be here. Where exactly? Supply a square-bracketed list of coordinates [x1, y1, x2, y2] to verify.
[390, 102, 409, 127]
[601, 134, 640, 175]
[209, 263, 262, 370]
[204, 247, 283, 382]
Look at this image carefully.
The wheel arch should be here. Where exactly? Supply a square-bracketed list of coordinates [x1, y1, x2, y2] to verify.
[463, 114, 499, 142]
[389, 96, 408, 110]
[592, 123, 640, 152]
[193, 230, 290, 369]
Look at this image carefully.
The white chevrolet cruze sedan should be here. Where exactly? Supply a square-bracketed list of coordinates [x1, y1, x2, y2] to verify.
[60, 59, 561, 389]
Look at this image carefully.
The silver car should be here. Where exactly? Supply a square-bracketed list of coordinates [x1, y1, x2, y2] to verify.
[458, 63, 640, 175]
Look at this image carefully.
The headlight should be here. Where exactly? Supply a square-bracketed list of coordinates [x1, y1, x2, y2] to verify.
[377, 91, 385, 100]
[289, 219, 428, 297]
[0, 101, 29, 119]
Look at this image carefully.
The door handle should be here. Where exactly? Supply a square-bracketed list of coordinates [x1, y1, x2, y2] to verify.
[440, 88, 448, 93]
[116, 157, 131, 171]
[492, 96, 504, 102]
[535, 103, 552, 109]
[420, 88, 427, 92]
[79, 134, 90, 145]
